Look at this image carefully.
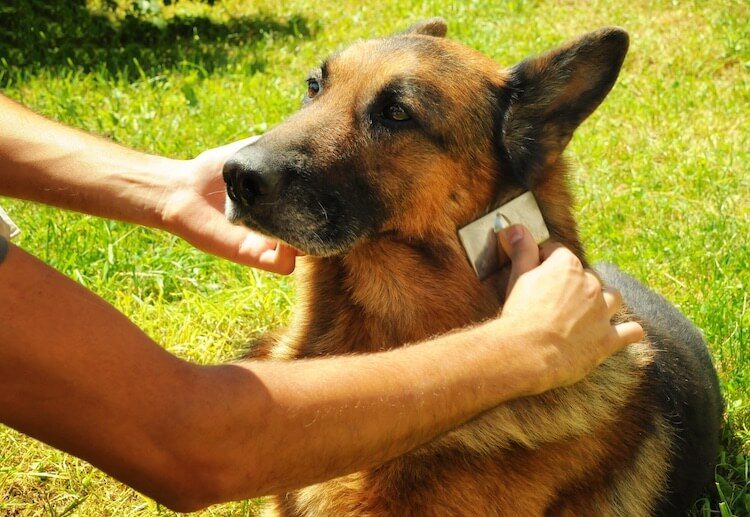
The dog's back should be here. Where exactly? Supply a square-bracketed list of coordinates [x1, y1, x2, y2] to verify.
[597, 263, 723, 514]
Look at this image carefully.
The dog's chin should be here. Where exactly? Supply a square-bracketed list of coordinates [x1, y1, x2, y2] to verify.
[225, 199, 363, 257]
[294, 240, 355, 258]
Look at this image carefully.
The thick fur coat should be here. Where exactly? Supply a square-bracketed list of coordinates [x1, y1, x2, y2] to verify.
[223, 20, 723, 516]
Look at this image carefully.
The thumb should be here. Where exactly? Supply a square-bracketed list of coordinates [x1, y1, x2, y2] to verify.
[216, 135, 262, 161]
[497, 224, 540, 296]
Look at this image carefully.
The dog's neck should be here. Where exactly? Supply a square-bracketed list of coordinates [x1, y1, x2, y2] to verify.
[285, 162, 585, 358]
[291, 232, 500, 356]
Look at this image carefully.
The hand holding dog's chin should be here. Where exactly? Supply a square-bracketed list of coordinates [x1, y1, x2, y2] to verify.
[154, 139, 299, 274]
[496, 227, 644, 393]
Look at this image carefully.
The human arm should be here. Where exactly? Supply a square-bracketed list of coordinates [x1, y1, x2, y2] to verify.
[0, 93, 297, 273]
[0, 231, 641, 511]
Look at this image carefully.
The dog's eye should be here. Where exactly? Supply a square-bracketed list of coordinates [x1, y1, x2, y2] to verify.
[307, 78, 321, 98]
[383, 104, 410, 122]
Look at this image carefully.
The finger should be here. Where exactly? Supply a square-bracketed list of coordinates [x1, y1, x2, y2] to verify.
[609, 321, 645, 350]
[582, 270, 606, 308]
[583, 269, 603, 288]
[498, 225, 540, 296]
[207, 221, 272, 266]
[178, 195, 300, 274]
[542, 244, 584, 272]
[601, 286, 624, 319]
[180, 208, 293, 272]
[539, 241, 565, 261]
[256, 242, 297, 275]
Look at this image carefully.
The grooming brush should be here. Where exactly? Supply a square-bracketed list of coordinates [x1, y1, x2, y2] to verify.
[458, 191, 550, 279]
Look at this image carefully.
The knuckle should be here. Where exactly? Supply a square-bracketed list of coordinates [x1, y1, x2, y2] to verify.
[607, 287, 624, 306]
[584, 273, 602, 296]
[582, 281, 600, 299]
[584, 269, 602, 286]
[563, 251, 582, 269]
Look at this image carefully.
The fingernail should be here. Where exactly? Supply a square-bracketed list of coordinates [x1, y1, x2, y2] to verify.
[493, 213, 510, 233]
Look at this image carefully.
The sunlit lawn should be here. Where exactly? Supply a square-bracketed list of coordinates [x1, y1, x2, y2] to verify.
[1, 0, 748, 514]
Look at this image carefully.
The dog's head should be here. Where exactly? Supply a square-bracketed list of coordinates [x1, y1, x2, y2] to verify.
[224, 20, 628, 256]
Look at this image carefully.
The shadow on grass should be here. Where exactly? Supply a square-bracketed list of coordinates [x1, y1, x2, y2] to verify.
[0, 1, 318, 86]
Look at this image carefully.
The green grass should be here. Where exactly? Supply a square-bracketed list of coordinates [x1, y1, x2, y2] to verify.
[1, 0, 748, 514]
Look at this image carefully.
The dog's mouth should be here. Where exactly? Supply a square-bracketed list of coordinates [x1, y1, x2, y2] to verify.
[225, 194, 373, 258]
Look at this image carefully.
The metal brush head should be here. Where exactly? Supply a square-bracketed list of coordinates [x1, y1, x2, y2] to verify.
[458, 191, 550, 279]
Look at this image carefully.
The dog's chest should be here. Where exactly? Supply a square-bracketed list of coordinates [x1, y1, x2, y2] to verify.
[285, 256, 501, 357]
[269, 429, 628, 517]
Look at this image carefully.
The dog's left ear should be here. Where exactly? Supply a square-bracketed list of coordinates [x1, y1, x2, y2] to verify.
[500, 27, 628, 184]
[401, 17, 448, 38]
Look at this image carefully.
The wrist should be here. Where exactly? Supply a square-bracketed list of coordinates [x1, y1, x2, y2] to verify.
[112, 154, 189, 230]
[481, 315, 556, 397]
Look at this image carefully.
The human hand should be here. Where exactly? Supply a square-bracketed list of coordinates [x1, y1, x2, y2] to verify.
[159, 137, 299, 274]
[496, 225, 644, 391]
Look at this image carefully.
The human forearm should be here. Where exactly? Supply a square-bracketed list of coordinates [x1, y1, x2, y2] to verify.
[0, 93, 177, 227]
[0, 94, 298, 272]
[183, 318, 540, 506]
[192, 235, 645, 505]
[0, 244, 200, 506]
[0, 232, 639, 511]
[0, 244, 540, 511]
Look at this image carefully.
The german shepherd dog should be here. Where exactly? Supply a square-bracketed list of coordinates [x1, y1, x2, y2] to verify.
[223, 19, 723, 516]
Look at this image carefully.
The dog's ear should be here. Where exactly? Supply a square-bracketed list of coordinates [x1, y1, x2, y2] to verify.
[401, 18, 448, 38]
[500, 28, 628, 185]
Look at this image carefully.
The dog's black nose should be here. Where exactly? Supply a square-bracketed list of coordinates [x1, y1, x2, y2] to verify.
[223, 147, 280, 207]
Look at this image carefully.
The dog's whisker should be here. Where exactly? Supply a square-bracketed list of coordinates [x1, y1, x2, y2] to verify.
[317, 201, 329, 223]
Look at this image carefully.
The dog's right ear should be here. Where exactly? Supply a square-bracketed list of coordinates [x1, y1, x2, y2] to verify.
[499, 28, 628, 186]
[400, 18, 448, 38]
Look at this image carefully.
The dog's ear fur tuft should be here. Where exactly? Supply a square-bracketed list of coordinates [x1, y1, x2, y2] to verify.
[500, 27, 628, 185]
[401, 18, 448, 38]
